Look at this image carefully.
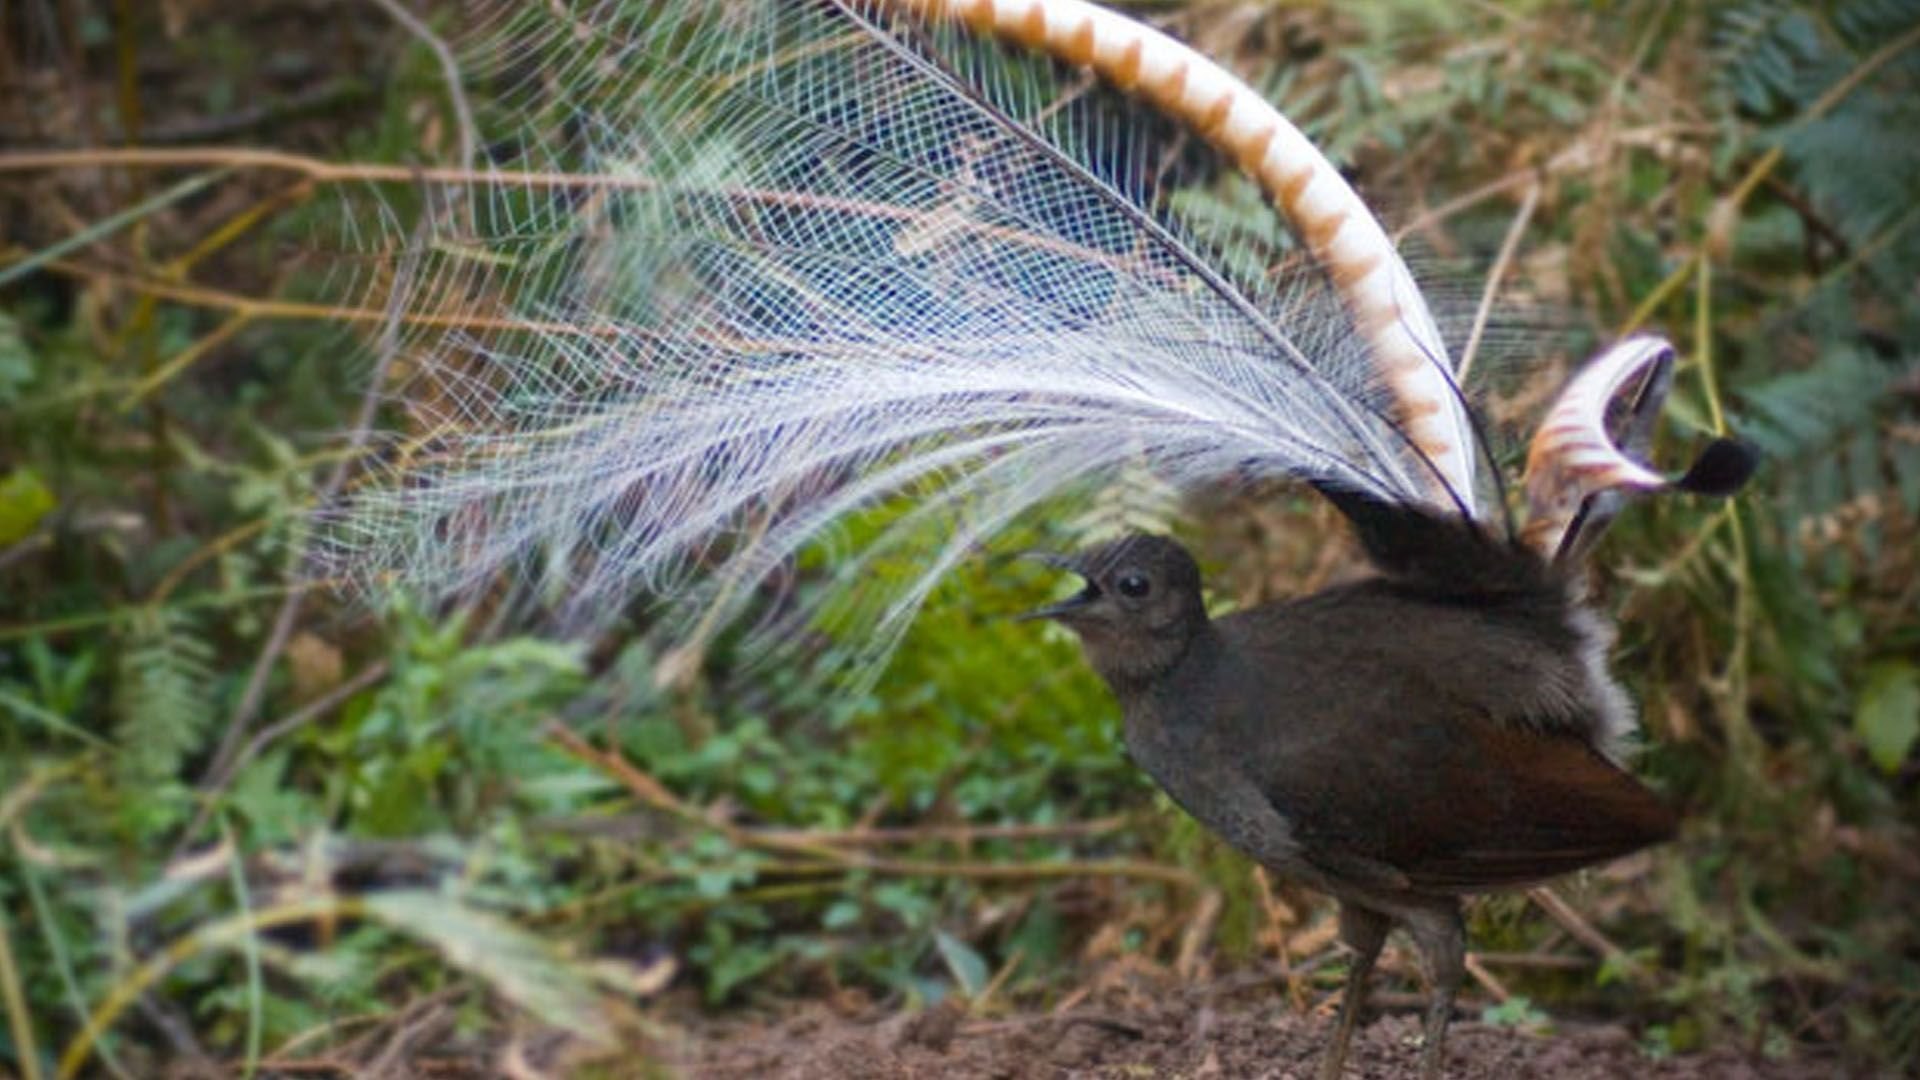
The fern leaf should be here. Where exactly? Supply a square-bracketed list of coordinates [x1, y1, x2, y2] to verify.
[114, 607, 218, 787]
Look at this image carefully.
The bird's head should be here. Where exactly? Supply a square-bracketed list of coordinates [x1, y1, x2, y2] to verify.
[1021, 534, 1210, 691]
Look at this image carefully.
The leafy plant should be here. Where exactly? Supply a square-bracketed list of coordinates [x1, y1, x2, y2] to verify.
[1, 0, 1917, 1074]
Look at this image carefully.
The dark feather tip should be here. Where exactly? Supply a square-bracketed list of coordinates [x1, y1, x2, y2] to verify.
[1675, 437, 1761, 497]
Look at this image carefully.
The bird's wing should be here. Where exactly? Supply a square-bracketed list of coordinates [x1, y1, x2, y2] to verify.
[1264, 710, 1677, 896]
[1395, 717, 1677, 893]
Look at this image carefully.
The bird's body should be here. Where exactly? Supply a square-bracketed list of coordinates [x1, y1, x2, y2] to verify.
[1127, 572, 1676, 901]
[316, 3, 1755, 1073]
[1033, 513, 1683, 1078]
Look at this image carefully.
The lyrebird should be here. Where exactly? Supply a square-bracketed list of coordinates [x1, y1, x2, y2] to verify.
[327, 2, 1754, 1075]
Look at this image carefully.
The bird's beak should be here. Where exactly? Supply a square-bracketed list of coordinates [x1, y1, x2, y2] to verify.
[1015, 552, 1099, 623]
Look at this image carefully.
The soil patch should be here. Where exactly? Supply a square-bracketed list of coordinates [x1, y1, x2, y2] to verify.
[666, 990, 1841, 1079]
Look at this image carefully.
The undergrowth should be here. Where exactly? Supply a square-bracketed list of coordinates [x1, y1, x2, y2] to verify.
[1, 0, 1916, 1075]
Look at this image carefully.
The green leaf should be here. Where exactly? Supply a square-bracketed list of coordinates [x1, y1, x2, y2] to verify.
[362, 891, 611, 1042]
[0, 312, 33, 403]
[114, 607, 218, 809]
[933, 929, 989, 998]
[822, 900, 863, 930]
[1480, 995, 1550, 1029]
[0, 169, 227, 288]
[0, 684, 108, 746]
[1855, 663, 1920, 774]
[0, 465, 55, 544]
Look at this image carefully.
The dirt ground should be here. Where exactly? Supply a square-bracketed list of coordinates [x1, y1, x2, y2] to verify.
[664, 991, 1847, 1079]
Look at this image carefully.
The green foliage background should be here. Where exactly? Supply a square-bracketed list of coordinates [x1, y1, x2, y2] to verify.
[1, 0, 1917, 1074]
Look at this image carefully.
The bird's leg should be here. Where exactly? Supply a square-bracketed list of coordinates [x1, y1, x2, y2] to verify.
[1404, 903, 1466, 1080]
[1318, 903, 1390, 1080]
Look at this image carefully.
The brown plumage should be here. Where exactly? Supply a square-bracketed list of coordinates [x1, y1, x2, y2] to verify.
[1027, 496, 1676, 1079]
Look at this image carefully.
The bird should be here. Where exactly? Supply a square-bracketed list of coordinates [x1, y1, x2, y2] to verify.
[1025, 493, 1688, 1079]
[322, 3, 1757, 1071]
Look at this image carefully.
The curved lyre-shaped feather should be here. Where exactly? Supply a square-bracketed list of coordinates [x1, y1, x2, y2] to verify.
[893, 0, 1476, 513]
[1521, 337, 1756, 562]
[1522, 337, 1674, 556]
[882, 0, 1742, 562]
[888, 0, 1749, 565]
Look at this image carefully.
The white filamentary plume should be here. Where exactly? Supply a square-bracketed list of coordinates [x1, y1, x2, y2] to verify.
[322, 0, 1677, 678]
[893, 0, 1476, 512]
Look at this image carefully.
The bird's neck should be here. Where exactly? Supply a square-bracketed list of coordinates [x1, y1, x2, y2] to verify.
[1087, 617, 1215, 698]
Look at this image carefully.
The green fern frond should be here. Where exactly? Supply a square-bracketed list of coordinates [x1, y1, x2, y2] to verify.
[1712, 0, 1826, 116]
[1739, 346, 1892, 463]
[1069, 458, 1181, 545]
[114, 606, 218, 786]
[1833, 0, 1920, 41]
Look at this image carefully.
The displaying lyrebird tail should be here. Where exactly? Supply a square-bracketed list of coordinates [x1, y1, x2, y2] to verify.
[325, 0, 1730, 661]
[324, 2, 1756, 1075]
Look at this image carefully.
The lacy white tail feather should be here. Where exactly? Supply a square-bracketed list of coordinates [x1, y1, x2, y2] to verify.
[315, 0, 1659, 680]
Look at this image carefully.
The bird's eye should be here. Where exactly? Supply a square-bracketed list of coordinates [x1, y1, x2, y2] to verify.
[1116, 573, 1151, 599]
